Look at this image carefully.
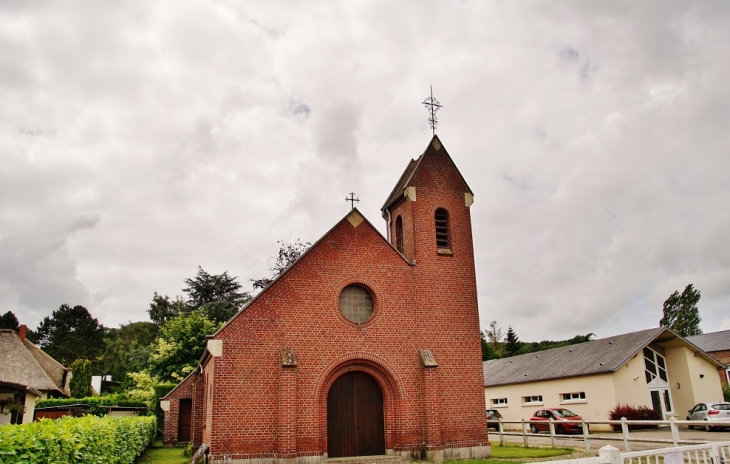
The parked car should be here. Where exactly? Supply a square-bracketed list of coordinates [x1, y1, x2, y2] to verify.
[686, 402, 730, 431]
[529, 408, 583, 434]
[486, 409, 502, 430]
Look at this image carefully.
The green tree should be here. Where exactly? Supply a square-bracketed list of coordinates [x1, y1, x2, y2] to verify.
[69, 359, 93, 398]
[101, 321, 159, 384]
[485, 320, 504, 356]
[35, 304, 105, 369]
[504, 326, 521, 357]
[481, 330, 501, 361]
[147, 311, 221, 382]
[660, 284, 703, 337]
[0, 311, 19, 331]
[183, 266, 250, 323]
[250, 239, 311, 291]
[147, 292, 188, 326]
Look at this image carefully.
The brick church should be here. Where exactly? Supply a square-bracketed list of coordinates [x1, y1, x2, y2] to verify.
[161, 135, 490, 463]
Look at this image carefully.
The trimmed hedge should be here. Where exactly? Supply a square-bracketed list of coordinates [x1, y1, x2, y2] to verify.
[0, 415, 156, 463]
[608, 404, 662, 431]
[36, 394, 147, 416]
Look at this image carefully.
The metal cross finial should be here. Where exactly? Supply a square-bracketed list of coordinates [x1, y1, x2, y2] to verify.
[421, 85, 442, 135]
[345, 192, 360, 210]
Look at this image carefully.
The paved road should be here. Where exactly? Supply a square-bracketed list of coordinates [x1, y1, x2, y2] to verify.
[492, 427, 730, 452]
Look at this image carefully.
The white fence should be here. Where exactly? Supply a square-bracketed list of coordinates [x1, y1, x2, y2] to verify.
[492, 418, 730, 452]
[546, 442, 730, 464]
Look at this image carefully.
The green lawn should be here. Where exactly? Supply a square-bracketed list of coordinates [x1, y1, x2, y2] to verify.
[444, 443, 576, 464]
[136, 446, 189, 464]
[137, 443, 573, 464]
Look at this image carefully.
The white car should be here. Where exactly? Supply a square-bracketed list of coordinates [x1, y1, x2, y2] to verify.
[686, 402, 730, 431]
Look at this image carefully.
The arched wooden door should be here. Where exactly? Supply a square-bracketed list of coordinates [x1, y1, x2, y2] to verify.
[327, 371, 385, 457]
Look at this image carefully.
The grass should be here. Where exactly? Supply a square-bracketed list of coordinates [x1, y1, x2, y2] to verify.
[135, 445, 189, 464]
[135, 442, 574, 464]
[444, 443, 576, 464]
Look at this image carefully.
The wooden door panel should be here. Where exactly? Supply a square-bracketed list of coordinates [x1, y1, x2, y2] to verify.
[178, 399, 192, 442]
[354, 373, 385, 456]
[327, 371, 385, 457]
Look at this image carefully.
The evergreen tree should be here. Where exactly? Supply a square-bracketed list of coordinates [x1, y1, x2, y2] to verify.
[69, 359, 92, 398]
[659, 284, 703, 337]
[35, 305, 105, 369]
[504, 326, 521, 357]
[0, 311, 20, 331]
[183, 266, 250, 323]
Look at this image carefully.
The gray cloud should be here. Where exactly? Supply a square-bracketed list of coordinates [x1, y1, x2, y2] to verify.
[2, 1, 729, 342]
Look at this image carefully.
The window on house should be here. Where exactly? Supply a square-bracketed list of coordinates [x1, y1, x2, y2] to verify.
[435, 208, 450, 250]
[561, 392, 586, 402]
[395, 216, 404, 253]
[643, 347, 668, 383]
[491, 398, 508, 406]
[523, 395, 543, 404]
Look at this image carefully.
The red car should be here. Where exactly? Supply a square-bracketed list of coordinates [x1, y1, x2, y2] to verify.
[529, 408, 584, 434]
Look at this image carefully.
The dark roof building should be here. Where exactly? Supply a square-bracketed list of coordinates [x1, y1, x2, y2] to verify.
[483, 327, 725, 431]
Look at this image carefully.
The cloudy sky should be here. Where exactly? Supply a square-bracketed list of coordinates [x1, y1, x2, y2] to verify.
[2, 1, 729, 342]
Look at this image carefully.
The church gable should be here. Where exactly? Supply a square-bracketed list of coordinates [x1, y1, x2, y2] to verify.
[215, 209, 409, 342]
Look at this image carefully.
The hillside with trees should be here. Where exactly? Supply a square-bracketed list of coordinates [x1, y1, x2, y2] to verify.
[481, 320, 596, 360]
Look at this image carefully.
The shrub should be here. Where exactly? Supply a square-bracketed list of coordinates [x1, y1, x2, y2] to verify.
[723, 383, 730, 402]
[69, 359, 93, 398]
[608, 404, 662, 431]
[35, 393, 147, 417]
[0, 415, 156, 463]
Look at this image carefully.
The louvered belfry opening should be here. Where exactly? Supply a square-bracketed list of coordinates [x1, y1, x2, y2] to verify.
[435, 208, 449, 249]
[395, 216, 404, 253]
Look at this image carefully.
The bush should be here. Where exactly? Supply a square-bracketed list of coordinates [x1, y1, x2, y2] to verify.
[723, 383, 730, 402]
[0, 415, 156, 463]
[69, 359, 92, 398]
[608, 404, 662, 431]
[36, 393, 147, 415]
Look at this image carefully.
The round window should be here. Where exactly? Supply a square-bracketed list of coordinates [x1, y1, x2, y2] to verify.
[339, 285, 374, 323]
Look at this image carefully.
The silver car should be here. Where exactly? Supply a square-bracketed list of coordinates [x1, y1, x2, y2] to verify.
[686, 402, 730, 431]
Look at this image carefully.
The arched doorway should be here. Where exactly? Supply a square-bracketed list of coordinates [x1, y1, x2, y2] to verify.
[327, 371, 385, 457]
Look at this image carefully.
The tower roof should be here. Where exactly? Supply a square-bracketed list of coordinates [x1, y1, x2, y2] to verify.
[381, 135, 473, 214]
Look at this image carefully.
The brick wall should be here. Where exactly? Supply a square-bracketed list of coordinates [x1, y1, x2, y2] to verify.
[162, 373, 197, 444]
[168, 136, 489, 461]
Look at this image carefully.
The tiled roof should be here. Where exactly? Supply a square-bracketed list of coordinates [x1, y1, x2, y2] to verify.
[483, 327, 666, 387]
[686, 330, 730, 353]
[381, 156, 422, 212]
[0, 329, 69, 396]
